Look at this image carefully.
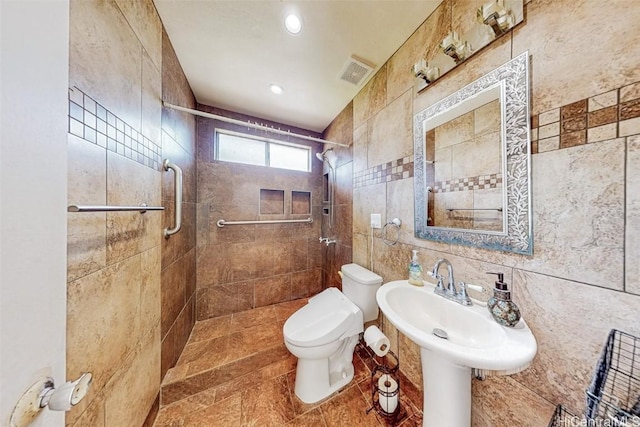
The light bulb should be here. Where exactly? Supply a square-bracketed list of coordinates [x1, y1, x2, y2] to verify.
[269, 84, 283, 95]
[284, 14, 302, 35]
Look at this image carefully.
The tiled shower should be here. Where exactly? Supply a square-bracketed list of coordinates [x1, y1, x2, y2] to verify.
[194, 104, 326, 321]
[63, 0, 640, 426]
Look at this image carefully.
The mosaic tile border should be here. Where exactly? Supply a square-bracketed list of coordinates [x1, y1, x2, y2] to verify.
[433, 173, 502, 193]
[68, 87, 162, 169]
[531, 81, 640, 154]
[353, 155, 414, 188]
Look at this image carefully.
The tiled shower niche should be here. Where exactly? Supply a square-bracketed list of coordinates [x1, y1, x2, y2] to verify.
[291, 191, 311, 215]
[322, 173, 330, 202]
[259, 189, 312, 215]
[259, 189, 285, 214]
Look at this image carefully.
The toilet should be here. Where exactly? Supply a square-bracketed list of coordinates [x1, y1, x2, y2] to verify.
[283, 263, 383, 403]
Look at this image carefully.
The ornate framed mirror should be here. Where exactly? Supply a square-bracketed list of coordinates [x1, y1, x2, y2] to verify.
[413, 51, 532, 255]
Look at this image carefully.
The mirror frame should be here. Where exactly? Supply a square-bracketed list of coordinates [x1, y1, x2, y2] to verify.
[413, 51, 532, 255]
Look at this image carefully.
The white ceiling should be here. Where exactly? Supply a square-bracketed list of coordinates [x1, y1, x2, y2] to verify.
[154, 1, 442, 133]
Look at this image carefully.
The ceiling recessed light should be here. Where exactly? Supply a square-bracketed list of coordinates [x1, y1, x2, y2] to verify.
[269, 84, 284, 95]
[284, 13, 302, 35]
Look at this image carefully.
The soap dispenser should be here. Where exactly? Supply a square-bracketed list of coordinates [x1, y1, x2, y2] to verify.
[408, 250, 423, 286]
[486, 272, 521, 327]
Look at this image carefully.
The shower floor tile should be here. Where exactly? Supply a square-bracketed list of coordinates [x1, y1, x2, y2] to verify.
[155, 298, 422, 426]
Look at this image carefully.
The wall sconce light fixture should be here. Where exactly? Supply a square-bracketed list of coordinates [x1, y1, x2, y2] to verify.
[440, 31, 472, 64]
[477, 0, 514, 36]
[411, 0, 523, 92]
[413, 59, 440, 85]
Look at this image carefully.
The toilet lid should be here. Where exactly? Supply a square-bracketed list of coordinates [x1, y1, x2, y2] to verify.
[284, 288, 358, 347]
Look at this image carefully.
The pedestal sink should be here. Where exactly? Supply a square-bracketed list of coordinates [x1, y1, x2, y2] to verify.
[376, 280, 536, 427]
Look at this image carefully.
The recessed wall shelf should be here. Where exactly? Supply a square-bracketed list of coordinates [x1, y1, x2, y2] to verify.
[322, 173, 330, 203]
[260, 189, 285, 214]
[292, 191, 311, 215]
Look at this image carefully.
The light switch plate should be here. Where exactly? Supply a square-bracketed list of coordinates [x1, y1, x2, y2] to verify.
[370, 213, 382, 229]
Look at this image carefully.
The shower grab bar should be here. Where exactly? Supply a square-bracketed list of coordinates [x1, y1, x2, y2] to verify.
[217, 218, 313, 228]
[446, 207, 503, 212]
[163, 159, 183, 238]
[67, 204, 164, 213]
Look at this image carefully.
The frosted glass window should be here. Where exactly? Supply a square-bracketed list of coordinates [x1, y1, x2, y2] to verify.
[270, 143, 310, 172]
[215, 129, 311, 172]
[217, 133, 266, 166]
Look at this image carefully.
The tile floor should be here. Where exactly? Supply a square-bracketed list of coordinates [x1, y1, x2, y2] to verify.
[153, 299, 424, 426]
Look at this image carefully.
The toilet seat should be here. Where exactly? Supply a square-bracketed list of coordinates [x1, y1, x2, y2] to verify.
[284, 288, 360, 348]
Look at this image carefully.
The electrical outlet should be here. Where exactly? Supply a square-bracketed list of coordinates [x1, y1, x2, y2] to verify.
[370, 213, 382, 229]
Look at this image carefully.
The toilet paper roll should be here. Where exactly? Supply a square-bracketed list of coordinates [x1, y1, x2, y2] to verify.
[377, 374, 399, 413]
[364, 325, 390, 357]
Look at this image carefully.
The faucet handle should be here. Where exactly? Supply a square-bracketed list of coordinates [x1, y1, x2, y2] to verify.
[428, 272, 445, 290]
[458, 282, 473, 306]
[458, 282, 468, 297]
[437, 275, 445, 290]
[446, 280, 458, 296]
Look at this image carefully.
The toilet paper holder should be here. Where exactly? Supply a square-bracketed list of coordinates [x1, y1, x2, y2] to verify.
[360, 340, 405, 421]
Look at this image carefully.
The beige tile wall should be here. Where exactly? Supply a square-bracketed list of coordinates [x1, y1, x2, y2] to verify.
[67, 0, 195, 425]
[159, 27, 198, 391]
[322, 0, 640, 423]
[65, 0, 640, 424]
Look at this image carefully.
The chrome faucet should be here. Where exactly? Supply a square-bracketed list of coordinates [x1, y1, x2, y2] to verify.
[431, 258, 456, 294]
[319, 237, 337, 246]
[429, 259, 472, 306]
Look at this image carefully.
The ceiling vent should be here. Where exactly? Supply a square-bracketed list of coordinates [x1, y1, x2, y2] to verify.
[338, 55, 375, 86]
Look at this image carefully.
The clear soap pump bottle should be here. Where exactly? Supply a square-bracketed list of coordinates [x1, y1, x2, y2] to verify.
[408, 250, 423, 286]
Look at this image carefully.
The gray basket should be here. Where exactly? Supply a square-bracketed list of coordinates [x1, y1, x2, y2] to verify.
[547, 405, 579, 427]
[585, 329, 640, 426]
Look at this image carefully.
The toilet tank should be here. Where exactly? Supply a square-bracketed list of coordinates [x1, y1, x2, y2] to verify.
[341, 263, 383, 322]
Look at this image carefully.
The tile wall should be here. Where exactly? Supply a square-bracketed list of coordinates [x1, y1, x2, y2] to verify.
[531, 83, 640, 153]
[66, 0, 196, 425]
[195, 105, 324, 319]
[159, 27, 198, 391]
[322, 0, 640, 424]
[64, 0, 640, 424]
[353, 155, 414, 189]
[321, 102, 356, 288]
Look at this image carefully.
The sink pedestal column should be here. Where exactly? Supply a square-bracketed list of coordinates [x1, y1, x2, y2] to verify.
[420, 348, 471, 427]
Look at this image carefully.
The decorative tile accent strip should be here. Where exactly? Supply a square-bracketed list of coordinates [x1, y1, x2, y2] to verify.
[68, 87, 162, 169]
[353, 155, 414, 188]
[531, 80, 640, 154]
[433, 173, 502, 193]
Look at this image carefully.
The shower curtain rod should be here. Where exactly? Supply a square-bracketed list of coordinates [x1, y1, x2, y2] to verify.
[162, 102, 350, 148]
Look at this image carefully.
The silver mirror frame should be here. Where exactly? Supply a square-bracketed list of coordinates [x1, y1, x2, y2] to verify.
[413, 51, 532, 255]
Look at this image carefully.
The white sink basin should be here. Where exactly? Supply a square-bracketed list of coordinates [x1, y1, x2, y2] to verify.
[376, 280, 537, 427]
[377, 280, 536, 372]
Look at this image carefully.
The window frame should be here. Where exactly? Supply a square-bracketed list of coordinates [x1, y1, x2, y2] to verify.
[214, 128, 312, 173]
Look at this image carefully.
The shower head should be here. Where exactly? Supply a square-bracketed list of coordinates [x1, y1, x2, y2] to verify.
[316, 147, 335, 170]
[315, 147, 334, 161]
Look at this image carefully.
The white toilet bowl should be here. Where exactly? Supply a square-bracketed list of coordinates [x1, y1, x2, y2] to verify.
[283, 264, 383, 404]
[283, 287, 363, 404]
